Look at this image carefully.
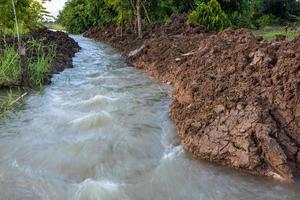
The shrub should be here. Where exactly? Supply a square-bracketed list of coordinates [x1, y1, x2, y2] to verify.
[28, 56, 50, 87]
[256, 14, 281, 28]
[0, 39, 54, 88]
[187, 0, 231, 31]
[27, 39, 55, 87]
[0, 45, 20, 86]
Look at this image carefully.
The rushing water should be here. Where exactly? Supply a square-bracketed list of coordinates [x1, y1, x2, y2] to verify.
[0, 36, 299, 200]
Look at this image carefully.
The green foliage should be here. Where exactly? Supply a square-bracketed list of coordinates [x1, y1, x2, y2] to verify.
[0, 0, 50, 31]
[251, 0, 300, 27]
[28, 55, 49, 87]
[253, 27, 300, 41]
[56, 0, 89, 33]
[104, 0, 132, 26]
[256, 14, 281, 27]
[152, 0, 195, 21]
[0, 26, 30, 37]
[0, 45, 20, 86]
[47, 24, 65, 31]
[57, 0, 114, 33]
[0, 89, 15, 117]
[188, 0, 231, 31]
[0, 88, 25, 117]
[27, 39, 55, 87]
[57, 0, 300, 34]
[0, 39, 54, 87]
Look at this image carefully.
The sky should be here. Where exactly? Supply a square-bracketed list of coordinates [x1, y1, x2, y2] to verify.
[44, 0, 67, 17]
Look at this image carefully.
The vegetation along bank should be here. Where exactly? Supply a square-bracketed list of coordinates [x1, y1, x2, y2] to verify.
[1, 0, 80, 115]
[0, 29, 80, 88]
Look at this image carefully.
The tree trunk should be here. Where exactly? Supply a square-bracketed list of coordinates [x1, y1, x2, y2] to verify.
[19, 46, 29, 87]
[136, 0, 142, 38]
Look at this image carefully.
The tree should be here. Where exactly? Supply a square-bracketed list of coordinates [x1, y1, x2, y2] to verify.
[136, 0, 142, 38]
[0, 0, 50, 31]
[252, 0, 300, 20]
[188, 0, 231, 31]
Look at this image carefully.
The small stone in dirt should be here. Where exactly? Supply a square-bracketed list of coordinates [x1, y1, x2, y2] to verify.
[214, 105, 226, 114]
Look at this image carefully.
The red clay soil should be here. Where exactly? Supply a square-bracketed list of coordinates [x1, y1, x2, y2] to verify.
[84, 16, 300, 181]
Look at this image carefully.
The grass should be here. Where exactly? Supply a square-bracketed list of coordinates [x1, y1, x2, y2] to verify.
[26, 39, 55, 87]
[28, 55, 50, 87]
[47, 24, 65, 31]
[0, 26, 29, 37]
[253, 26, 300, 40]
[0, 45, 20, 86]
[0, 38, 55, 116]
[0, 38, 55, 88]
[0, 88, 25, 118]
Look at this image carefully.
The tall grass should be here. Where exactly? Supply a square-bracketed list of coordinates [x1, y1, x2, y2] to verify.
[29, 55, 50, 87]
[0, 38, 55, 116]
[26, 39, 55, 87]
[0, 38, 55, 87]
[0, 88, 25, 118]
[0, 45, 20, 86]
[47, 24, 65, 31]
[0, 26, 29, 38]
[253, 26, 300, 41]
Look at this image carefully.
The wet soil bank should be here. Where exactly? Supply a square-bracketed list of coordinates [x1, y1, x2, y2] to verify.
[0, 28, 80, 87]
[84, 15, 300, 181]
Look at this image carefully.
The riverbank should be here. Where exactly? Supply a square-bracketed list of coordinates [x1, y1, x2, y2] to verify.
[84, 16, 300, 181]
[0, 28, 80, 115]
[0, 28, 80, 88]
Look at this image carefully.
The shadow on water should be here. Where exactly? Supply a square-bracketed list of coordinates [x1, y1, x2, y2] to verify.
[0, 35, 299, 200]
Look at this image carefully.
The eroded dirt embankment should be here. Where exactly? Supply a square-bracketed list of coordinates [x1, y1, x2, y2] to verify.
[30, 28, 80, 75]
[84, 16, 300, 181]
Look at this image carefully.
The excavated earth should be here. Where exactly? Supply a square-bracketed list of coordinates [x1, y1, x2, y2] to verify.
[29, 28, 80, 75]
[0, 28, 80, 87]
[84, 15, 300, 181]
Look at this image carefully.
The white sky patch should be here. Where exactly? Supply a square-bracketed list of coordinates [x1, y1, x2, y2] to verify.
[43, 0, 67, 17]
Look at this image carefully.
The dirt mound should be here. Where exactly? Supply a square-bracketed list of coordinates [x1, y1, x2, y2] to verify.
[85, 19, 300, 181]
[28, 28, 80, 75]
[83, 14, 205, 55]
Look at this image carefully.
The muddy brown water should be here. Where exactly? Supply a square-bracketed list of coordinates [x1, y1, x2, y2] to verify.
[0, 36, 299, 200]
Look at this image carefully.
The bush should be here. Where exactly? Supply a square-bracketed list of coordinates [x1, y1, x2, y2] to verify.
[0, 45, 20, 86]
[228, 11, 254, 29]
[0, 39, 54, 87]
[256, 14, 281, 27]
[187, 0, 231, 31]
[28, 56, 50, 87]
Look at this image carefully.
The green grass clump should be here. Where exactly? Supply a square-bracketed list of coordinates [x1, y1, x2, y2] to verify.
[0, 89, 25, 118]
[0, 26, 30, 38]
[0, 45, 21, 86]
[0, 38, 55, 117]
[48, 24, 65, 31]
[29, 55, 50, 87]
[0, 39, 55, 88]
[253, 27, 300, 41]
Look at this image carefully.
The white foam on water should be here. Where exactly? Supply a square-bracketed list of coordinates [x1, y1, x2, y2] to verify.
[81, 95, 117, 109]
[73, 179, 127, 200]
[162, 145, 184, 160]
[69, 112, 112, 130]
